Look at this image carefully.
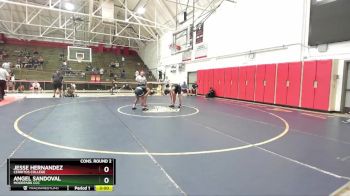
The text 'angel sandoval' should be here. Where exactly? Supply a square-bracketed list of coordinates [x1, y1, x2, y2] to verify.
[14, 176, 62, 182]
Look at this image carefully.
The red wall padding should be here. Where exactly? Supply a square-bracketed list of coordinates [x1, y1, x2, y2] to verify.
[197, 59, 333, 111]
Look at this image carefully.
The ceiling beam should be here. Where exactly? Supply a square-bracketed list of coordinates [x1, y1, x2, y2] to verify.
[0, 0, 172, 30]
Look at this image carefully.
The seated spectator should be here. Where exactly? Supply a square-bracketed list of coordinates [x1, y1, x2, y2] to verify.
[65, 83, 77, 97]
[28, 57, 34, 68]
[110, 61, 116, 68]
[33, 58, 39, 69]
[17, 85, 25, 93]
[85, 64, 92, 71]
[0, 50, 8, 60]
[99, 68, 104, 75]
[80, 72, 86, 78]
[15, 58, 21, 69]
[135, 70, 139, 79]
[61, 60, 68, 69]
[121, 84, 132, 90]
[38, 56, 44, 66]
[30, 81, 41, 93]
[205, 87, 215, 98]
[22, 56, 28, 68]
[92, 67, 98, 75]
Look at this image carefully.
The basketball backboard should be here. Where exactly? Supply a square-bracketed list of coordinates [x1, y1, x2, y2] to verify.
[67, 46, 92, 62]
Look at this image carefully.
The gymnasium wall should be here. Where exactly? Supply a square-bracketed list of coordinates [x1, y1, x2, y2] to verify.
[140, 0, 307, 81]
[138, 0, 350, 111]
[139, 0, 350, 74]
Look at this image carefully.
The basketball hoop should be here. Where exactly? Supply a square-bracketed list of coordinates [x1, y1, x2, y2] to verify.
[76, 54, 84, 63]
[77, 56, 83, 63]
[169, 44, 181, 54]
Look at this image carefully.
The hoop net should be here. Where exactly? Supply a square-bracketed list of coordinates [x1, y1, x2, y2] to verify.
[77, 56, 83, 63]
[169, 44, 181, 54]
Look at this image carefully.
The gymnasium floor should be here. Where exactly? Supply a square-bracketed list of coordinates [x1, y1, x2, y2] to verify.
[0, 95, 349, 195]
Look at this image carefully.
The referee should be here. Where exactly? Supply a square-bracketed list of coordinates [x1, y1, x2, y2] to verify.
[132, 71, 150, 110]
[0, 65, 9, 101]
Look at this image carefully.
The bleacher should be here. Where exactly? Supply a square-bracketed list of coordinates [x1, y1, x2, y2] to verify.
[0, 43, 155, 82]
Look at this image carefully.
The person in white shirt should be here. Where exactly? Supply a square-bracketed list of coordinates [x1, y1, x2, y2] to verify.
[7, 72, 15, 93]
[31, 81, 41, 93]
[132, 71, 150, 110]
[0, 66, 10, 101]
[135, 70, 139, 79]
[2, 62, 11, 72]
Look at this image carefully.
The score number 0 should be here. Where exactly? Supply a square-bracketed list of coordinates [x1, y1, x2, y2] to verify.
[103, 166, 110, 184]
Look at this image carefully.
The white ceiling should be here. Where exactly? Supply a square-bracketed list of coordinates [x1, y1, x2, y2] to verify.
[0, 0, 225, 49]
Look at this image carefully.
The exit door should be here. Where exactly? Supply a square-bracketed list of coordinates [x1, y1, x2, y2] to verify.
[344, 63, 350, 113]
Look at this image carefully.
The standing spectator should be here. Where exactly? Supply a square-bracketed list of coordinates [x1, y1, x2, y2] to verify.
[121, 56, 125, 66]
[99, 68, 104, 75]
[0, 65, 9, 101]
[111, 76, 118, 95]
[181, 81, 189, 94]
[191, 81, 198, 96]
[121, 69, 126, 79]
[7, 72, 15, 93]
[158, 70, 163, 82]
[2, 62, 11, 72]
[52, 70, 63, 98]
[148, 70, 153, 80]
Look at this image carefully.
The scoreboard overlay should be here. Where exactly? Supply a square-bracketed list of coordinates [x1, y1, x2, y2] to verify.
[7, 158, 116, 191]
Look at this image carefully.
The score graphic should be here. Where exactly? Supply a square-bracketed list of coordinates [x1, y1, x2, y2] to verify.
[7, 158, 116, 191]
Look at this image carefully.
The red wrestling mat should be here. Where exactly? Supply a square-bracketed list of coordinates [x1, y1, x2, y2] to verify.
[0, 95, 23, 106]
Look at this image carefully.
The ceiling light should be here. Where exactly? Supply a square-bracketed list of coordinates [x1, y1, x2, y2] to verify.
[136, 7, 146, 15]
[64, 2, 75, 11]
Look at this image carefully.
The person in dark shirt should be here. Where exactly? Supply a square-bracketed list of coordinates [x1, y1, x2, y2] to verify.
[111, 76, 118, 95]
[191, 82, 198, 96]
[158, 70, 163, 82]
[205, 87, 215, 98]
[52, 70, 63, 98]
[120, 69, 126, 79]
[164, 83, 182, 108]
